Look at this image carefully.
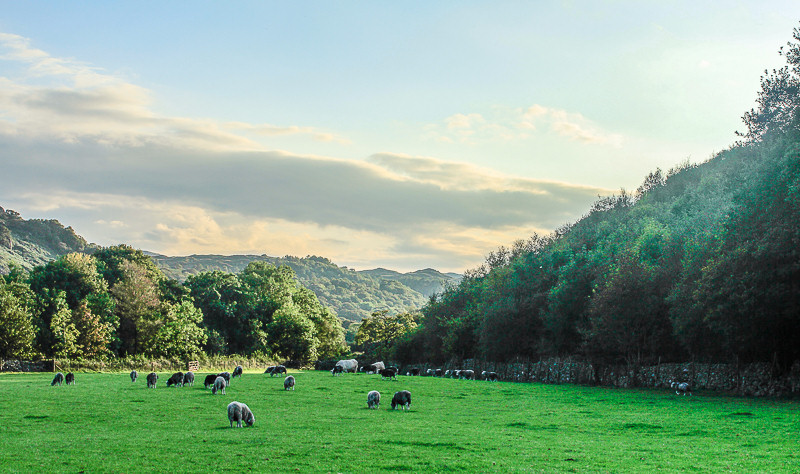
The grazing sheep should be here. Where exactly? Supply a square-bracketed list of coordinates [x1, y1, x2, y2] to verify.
[372, 361, 385, 372]
[130, 370, 138, 383]
[482, 371, 498, 382]
[460, 370, 475, 380]
[284, 375, 295, 390]
[331, 365, 344, 376]
[146, 372, 158, 388]
[227, 401, 255, 428]
[271, 366, 287, 377]
[232, 366, 243, 378]
[51, 372, 64, 386]
[407, 368, 420, 376]
[264, 366, 276, 375]
[426, 368, 433, 376]
[218, 372, 231, 385]
[367, 390, 381, 409]
[671, 381, 692, 396]
[183, 371, 195, 386]
[434, 368, 443, 377]
[212, 376, 227, 395]
[362, 364, 377, 374]
[65, 372, 75, 385]
[334, 359, 358, 373]
[391, 390, 412, 410]
[204, 374, 218, 388]
[166, 372, 184, 387]
[380, 368, 397, 381]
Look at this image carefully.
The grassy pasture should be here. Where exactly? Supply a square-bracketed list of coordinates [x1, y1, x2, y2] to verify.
[0, 370, 797, 472]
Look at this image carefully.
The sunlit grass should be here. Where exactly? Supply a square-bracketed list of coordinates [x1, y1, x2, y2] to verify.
[0, 370, 797, 472]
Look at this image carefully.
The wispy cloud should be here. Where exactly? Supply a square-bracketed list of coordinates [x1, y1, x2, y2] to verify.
[426, 104, 624, 147]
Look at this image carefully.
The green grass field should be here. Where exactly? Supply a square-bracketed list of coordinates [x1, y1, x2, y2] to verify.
[0, 370, 797, 472]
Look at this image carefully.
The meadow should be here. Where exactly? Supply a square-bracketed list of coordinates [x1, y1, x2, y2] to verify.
[0, 370, 797, 472]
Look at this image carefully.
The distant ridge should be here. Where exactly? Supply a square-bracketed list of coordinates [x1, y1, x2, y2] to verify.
[0, 207, 460, 323]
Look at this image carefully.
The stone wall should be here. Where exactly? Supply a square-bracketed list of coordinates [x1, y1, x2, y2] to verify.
[1, 359, 54, 372]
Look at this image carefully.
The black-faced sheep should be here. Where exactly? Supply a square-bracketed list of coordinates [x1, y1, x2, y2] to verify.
[481, 371, 498, 382]
[434, 368, 443, 377]
[212, 376, 227, 395]
[227, 401, 255, 428]
[146, 372, 158, 388]
[334, 359, 358, 373]
[331, 365, 344, 376]
[367, 390, 381, 409]
[130, 370, 138, 383]
[51, 372, 64, 386]
[391, 390, 412, 410]
[183, 371, 195, 386]
[232, 366, 243, 378]
[672, 382, 692, 396]
[284, 375, 295, 390]
[166, 372, 184, 387]
[65, 372, 75, 385]
[380, 368, 397, 381]
[204, 374, 218, 388]
[407, 368, 420, 376]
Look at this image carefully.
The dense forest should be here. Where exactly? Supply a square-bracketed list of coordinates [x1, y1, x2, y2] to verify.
[387, 25, 800, 372]
[0, 245, 347, 361]
[150, 253, 458, 323]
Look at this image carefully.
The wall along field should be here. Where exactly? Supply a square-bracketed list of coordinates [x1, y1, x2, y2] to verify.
[0, 370, 797, 472]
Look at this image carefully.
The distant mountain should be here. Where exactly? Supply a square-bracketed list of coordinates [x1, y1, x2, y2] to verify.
[0, 206, 461, 322]
[0, 206, 94, 273]
[150, 254, 460, 322]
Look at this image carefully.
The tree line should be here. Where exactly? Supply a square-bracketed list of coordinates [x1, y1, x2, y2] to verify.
[0, 245, 347, 361]
[387, 24, 800, 373]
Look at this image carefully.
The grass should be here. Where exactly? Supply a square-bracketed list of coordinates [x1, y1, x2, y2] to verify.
[0, 370, 798, 472]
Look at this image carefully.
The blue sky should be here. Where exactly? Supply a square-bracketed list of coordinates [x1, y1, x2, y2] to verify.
[1, 2, 798, 272]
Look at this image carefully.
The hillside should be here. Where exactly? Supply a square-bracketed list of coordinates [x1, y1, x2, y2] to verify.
[150, 253, 460, 322]
[0, 206, 93, 274]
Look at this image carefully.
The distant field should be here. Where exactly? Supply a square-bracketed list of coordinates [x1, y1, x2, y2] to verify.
[0, 370, 797, 472]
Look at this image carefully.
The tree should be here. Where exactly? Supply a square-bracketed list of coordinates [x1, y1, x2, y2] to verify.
[112, 260, 160, 355]
[267, 304, 317, 361]
[50, 292, 79, 358]
[355, 310, 418, 360]
[150, 301, 208, 359]
[0, 284, 36, 358]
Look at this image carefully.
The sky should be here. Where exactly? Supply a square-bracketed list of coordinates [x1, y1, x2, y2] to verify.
[1, 2, 799, 272]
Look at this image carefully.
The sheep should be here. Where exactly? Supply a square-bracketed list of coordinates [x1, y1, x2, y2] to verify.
[166, 372, 184, 387]
[482, 371, 498, 382]
[362, 364, 377, 374]
[204, 374, 219, 388]
[671, 381, 692, 396]
[212, 376, 227, 395]
[367, 390, 381, 409]
[51, 372, 64, 386]
[334, 359, 358, 373]
[460, 370, 475, 380]
[146, 372, 158, 388]
[391, 390, 412, 410]
[218, 372, 231, 384]
[183, 371, 195, 386]
[130, 370, 138, 383]
[65, 372, 75, 385]
[232, 366, 243, 378]
[407, 368, 420, 376]
[271, 366, 287, 377]
[264, 366, 276, 375]
[331, 365, 344, 376]
[284, 375, 295, 390]
[380, 368, 397, 381]
[372, 361, 385, 372]
[227, 401, 255, 428]
[434, 368, 443, 377]
[426, 368, 433, 376]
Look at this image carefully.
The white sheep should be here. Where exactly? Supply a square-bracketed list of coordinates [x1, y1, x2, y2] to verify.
[212, 376, 227, 395]
[227, 401, 255, 428]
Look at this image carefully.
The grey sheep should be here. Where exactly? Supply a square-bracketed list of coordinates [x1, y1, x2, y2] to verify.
[284, 375, 295, 390]
[212, 376, 227, 395]
[218, 372, 231, 384]
[183, 371, 195, 386]
[65, 372, 75, 385]
[671, 381, 692, 396]
[51, 372, 64, 386]
[146, 372, 158, 388]
[130, 370, 138, 383]
[227, 401, 255, 428]
[367, 390, 381, 409]
[391, 390, 412, 410]
[166, 372, 184, 387]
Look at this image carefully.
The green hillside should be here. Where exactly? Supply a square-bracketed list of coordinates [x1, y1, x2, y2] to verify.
[0, 207, 93, 274]
[150, 254, 459, 323]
